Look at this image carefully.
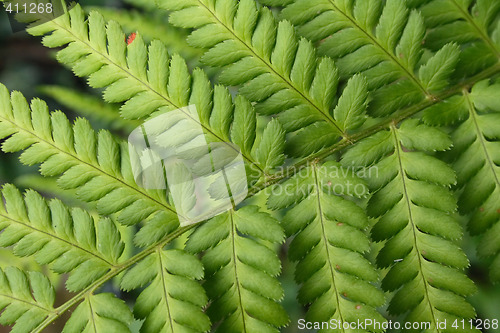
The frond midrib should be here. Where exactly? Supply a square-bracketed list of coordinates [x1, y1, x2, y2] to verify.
[88, 297, 98, 333]
[229, 210, 248, 332]
[157, 248, 176, 331]
[312, 165, 345, 331]
[390, 124, 439, 330]
[195, 0, 345, 137]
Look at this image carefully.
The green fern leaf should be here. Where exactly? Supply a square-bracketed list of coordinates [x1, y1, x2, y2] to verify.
[255, 119, 286, 172]
[267, 161, 386, 331]
[27, 7, 270, 184]
[425, 80, 500, 282]
[121, 249, 210, 332]
[279, 0, 461, 116]
[0, 267, 55, 333]
[0, 85, 179, 242]
[62, 293, 133, 333]
[185, 207, 288, 332]
[420, 0, 500, 77]
[159, 0, 371, 155]
[420, 0, 500, 51]
[334, 74, 369, 131]
[0, 184, 124, 291]
[343, 119, 478, 329]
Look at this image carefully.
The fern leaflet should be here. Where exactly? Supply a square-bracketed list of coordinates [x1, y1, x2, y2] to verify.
[0, 184, 123, 291]
[0, 267, 55, 333]
[62, 293, 133, 333]
[121, 249, 211, 332]
[424, 80, 500, 282]
[0, 85, 179, 245]
[267, 161, 385, 332]
[27, 6, 271, 183]
[274, 0, 463, 117]
[343, 120, 478, 329]
[185, 207, 288, 332]
[420, 0, 500, 77]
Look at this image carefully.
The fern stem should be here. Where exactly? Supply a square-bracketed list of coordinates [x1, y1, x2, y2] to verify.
[157, 248, 176, 331]
[31, 223, 199, 333]
[249, 62, 500, 196]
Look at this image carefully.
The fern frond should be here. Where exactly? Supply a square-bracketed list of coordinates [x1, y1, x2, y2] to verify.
[277, 0, 461, 116]
[0, 184, 124, 291]
[424, 80, 500, 282]
[343, 120, 478, 329]
[121, 249, 211, 332]
[27, 6, 272, 183]
[267, 161, 385, 331]
[0, 267, 55, 333]
[185, 207, 288, 332]
[159, 0, 371, 156]
[0, 85, 180, 240]
[419, 0, 500, 78]
[39, 85, 139, 131]
[62, 293, 133, 333]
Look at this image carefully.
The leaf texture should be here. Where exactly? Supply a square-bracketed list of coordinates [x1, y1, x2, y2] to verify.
[159, 0, 371, 156]
[0, 184, 123, 292]
[425, 80, 500, 282]
[343, 119, 478, 329]
[39, 85, 139, 132]
[27, 6, 271, 182]
[121, 249, 211, 332]
[185, 206, 288, 332]
[0, 267, 55, 333]
[278, 0, 461, 116]
[420, 0, 500, 77]
[267, 161, 386, 332]
[62, 293, 134, 333]
[0, 84, 179, 244]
